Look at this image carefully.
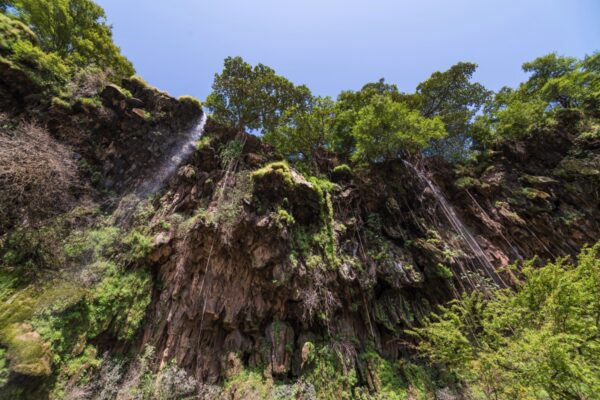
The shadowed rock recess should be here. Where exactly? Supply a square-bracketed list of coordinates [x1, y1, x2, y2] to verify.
[1, 50, 600, 399]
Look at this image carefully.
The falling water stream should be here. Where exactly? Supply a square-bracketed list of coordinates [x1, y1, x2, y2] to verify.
[403, 160, 508, 289]
[138, 112, 207, 195]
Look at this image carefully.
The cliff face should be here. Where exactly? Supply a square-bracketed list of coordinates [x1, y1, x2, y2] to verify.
[138, 114, 599, 387]
[1, 61, 599, 399]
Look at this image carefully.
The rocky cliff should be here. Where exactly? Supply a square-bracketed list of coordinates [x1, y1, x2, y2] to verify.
[0, 60, 599, 399]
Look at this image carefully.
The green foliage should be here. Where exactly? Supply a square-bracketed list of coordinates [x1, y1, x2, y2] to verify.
[474, 52, 600, 145]
[195, 135, 212, 151]
[356, 352, 437, 400]
[351, 95, 446, 162]
[210, 171, 253, 236]
[251, 161, 295, 188]
[276, 208, 295, 226]
[433, 263, 453, 279]
[416, 62, 491, 161]
[0, 223, 67, 277]
[332, 163, 352, 175]
[205, 56, 311, 133]
[8, 0, 134, 80]
[64, 226, 119, 260]
[88, 262, 151, 341]
[9, 38, 71, 88]
[0, 348, 8, 387]
[218, 138, 244, 167]
[303, 344, 357, 399]
[122, 229, 153, 261]
[178, 95, 202, 109]
[265, 96, 336, 172]
[0, 12, 35, 52]
[223, 367, 272, 399]
[410, 242, 600, 399]
[333, 79, 411, 158]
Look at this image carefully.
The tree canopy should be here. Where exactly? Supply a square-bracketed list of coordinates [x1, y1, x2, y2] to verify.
[5, 0, 134, 80]
[415, 62, 491, 161]
[207, 51, 599, 174]
[205, 56, 311, 133]
[351, 95, 446, 162]
[264, 96, 336, 170]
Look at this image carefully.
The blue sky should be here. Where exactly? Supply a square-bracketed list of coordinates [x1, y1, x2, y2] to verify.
[96, 0, 599, 100]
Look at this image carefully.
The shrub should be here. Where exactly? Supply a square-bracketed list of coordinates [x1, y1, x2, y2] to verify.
[88, 262, 152, 341]
[10, 39, 71, 88]
[122, 229, 153, 261]
[409, 242, 600, 399]
[0, 115, 77, 232]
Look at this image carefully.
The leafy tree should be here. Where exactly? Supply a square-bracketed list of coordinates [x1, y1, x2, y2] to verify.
[6, 0, 134, 80]
[474, 53, 600, 144]
[351, 95, 446, 162]
[333, 79, 413, 158]
[409, 242, 600, 399]
[521, 53, 578, 100]
[415, 62, 491, 160]
[205, 56, 311, 133]
[523, 52, 600, 109]
[264, 96, 336, 172]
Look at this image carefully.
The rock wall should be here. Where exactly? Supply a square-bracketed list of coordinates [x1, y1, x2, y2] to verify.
[138, 114, 600, 385]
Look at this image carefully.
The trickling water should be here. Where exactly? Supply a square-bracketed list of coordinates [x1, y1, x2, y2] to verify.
[139, 112, 207, 194]
[403, 160, 508, 289]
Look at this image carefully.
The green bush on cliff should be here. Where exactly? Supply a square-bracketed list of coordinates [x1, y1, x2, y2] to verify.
[303, 344, 357, 399]
[8, 38, 71, 88]
[88, 262, 151, 341]
[409, 241, 600, 399]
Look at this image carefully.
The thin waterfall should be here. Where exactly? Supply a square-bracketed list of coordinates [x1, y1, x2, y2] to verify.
[138, 112, 207, 195]
[403, 160, 508, 289]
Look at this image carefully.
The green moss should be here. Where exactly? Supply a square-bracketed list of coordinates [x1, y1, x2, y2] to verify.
[276, 208, 296, 226]
[455, 176, 488, 190]
[178, 95, 202, 108]
[2, 323, 51, 376]
[51, 96, 71, 109]
[520, 187, 550, 200]
[251, 161, 295, 188]
[195, 135, 212, 151]
[433, 263, 453, 279]
[332, 164, 352, 175]
[554, 158, 599, 177]
[0, 280, 86, 378]
[130, 75, 152, 89]
[0, 348, 8, 387]
[78, 96, 103, 109]
[308, 177, 339, 268]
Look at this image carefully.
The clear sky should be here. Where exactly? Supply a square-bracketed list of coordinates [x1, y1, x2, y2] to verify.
[95, 0, 599, 100]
